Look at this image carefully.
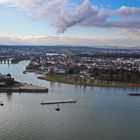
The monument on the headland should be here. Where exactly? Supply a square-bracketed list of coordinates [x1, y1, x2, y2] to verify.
[0, 73, 15, 87]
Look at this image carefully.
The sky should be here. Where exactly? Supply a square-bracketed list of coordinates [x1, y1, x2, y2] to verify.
[0, 0, 140, 47]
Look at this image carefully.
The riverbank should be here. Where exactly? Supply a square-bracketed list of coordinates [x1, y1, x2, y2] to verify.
[0, 82, 48, 93]
[38, 74, 140, 88]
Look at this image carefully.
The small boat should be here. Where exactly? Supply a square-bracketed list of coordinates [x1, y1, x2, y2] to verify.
[23, 70, 27, 74]
[129, 93, 140, 96]
[0, 103, 4, 106]
[55, 104, 60, 111]
[0, 101, 4, 106]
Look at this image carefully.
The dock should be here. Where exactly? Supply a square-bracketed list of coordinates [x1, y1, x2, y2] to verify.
[40, 99, 77, 105]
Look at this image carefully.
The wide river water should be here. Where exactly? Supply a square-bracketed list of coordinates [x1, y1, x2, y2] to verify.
[0, 61, 140, 140]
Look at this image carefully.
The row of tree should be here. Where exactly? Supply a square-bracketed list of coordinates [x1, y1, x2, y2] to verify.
[89, 67, 140, 82]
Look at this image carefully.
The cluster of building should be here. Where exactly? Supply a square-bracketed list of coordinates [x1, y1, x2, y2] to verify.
[26, 53, 140, 80]
[89, 58, 140, 71]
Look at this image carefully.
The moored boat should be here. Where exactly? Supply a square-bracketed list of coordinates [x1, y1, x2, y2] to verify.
[129, 93, 140, 96]
[23, 70, 27, 74]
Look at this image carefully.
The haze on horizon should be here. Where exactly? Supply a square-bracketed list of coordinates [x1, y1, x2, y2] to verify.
[0, 0, 140, 47]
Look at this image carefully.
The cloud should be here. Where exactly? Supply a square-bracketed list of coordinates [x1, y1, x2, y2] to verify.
[53, 0, 98, 33]
[53, 0, 113, 33]
[53, 1, 140, 32]
[117, 6, 140, 16]
[0, 0, 13, 4]
[0, 33, 140, 47]
[1, 0, 140, 33]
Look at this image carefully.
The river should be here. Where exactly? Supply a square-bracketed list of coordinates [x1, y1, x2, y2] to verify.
[0, 61, 140, 140]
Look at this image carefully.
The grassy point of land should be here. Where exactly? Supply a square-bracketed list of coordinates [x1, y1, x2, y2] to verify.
[38, 74, 140, 88]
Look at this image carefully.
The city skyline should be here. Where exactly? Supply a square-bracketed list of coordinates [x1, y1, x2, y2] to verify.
[0, 0, 140, 47]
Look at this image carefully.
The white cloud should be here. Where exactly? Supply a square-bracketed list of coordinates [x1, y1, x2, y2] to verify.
[117, 6, 140, 16]
[0, 34, 140, 47]
[0, 0, 12, 4]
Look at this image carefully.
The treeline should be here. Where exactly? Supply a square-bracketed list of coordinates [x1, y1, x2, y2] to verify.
[76, 53, 140, 58]
[89, 67, 140, 83]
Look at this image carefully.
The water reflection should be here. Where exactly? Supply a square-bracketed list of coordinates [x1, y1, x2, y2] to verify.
[6, 92, 12, 101]
[50, 81, 56, 87]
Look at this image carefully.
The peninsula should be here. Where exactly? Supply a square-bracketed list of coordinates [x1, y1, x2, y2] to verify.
[25, 49, 140, 88]
[38, 74, 140, 88]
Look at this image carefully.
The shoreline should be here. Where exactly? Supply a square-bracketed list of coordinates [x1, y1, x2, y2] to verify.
[25, 68, 140, 88]
[38, 74, 140, 88]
